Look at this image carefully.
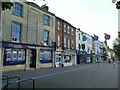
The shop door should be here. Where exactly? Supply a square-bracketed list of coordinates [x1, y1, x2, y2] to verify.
[77, 55, 80, 64]
[30, 49, 36, 68]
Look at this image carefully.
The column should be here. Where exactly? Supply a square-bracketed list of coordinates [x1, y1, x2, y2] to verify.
[52, 51, 55, 68]
[25, 49, 30, 70]
[36, 49, 39, 69]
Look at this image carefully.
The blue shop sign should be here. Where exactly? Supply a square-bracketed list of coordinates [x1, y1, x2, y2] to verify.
[76, 51, 80, 55]
[40, 60, 52, 63]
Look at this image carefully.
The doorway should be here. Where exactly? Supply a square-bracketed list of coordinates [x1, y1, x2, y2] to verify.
[77, 55, 80, 64]
[30, 49, 36, 68]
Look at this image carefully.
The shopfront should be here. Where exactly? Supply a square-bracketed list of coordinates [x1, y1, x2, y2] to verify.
[2, 41, 27, 71]
[55, 51, 62, 67]
[63, 50, 76, 67]
[2, 41, 55, 71]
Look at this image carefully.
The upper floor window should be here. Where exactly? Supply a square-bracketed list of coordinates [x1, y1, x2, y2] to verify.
[44, 30, 49, 45]
[58, 36, 61, 46]
[11, 22, 21, 42]
[72, 40, 74, 49]
[58, 20, 61, 31]
[68, 39, 70, 49]
[64, 23, 66, 32]
[64, 37, 67, 47]
[68, 25, 70, 34]
[43, 15, 50, 26]
[13, 3, 23, 16]
[72, 28, 74, 35]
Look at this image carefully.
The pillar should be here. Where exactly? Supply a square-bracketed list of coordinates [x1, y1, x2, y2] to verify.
[25, 49, 30, 70]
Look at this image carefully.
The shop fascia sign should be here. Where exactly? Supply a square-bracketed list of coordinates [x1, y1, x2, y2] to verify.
[28, 46, 54, 50]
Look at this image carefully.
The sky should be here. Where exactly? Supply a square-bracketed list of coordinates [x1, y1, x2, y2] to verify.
[27, 0, 118, 48]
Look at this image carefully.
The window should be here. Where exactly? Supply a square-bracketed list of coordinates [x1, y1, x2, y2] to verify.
[58, 20, 61, 31]
[64, 23, 66, 32]
[78, 33, 80, 40]
[68, 39, 70, 49]
[40, 51, 52, 63]
[72, 40, 74, 49]
[12, 22, 21, 42]
[58, 36, 61, 46]
[72, 28, 74, 35]
[13, 3, 22, 16]
[43, 15, 50, 26]
[3, 49, 25, 66]
[68, 25, 70, 34]
[64, 37, 66, 47]
[44, 30, 49, 45]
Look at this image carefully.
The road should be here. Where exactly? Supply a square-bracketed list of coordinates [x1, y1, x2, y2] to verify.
[2, 62, 119, 89]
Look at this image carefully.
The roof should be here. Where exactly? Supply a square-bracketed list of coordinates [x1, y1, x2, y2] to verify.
[25, 2, 55, 16]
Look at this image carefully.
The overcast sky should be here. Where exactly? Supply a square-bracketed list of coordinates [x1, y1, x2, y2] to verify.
[28, 0, 118, 48]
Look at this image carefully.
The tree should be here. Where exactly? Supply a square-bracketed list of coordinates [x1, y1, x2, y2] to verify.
[2, 2, 13, 11]
[113, 38, 120, 60]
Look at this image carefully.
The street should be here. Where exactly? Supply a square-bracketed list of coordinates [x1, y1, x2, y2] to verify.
[2, 62, 119, 89]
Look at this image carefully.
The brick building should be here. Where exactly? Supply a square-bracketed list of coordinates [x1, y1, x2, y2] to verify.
[55, 16, 76, 67]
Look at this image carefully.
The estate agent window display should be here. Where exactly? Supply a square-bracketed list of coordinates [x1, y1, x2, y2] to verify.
[3, 49, 25, 66]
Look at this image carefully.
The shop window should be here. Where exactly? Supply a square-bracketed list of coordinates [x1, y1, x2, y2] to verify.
[3, 49, 25, 66]
[64, 56, 71, 63]
[55, 54, 61, 62]
[40, 51, 52, 63]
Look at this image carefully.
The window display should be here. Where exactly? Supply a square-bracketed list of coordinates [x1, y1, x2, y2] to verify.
[12, 51, 17, 61]
[6, 51, 11, 61]
[4, 49, 25, 66]
[40, 51, 52, 63]
[18, 51, 23, 61]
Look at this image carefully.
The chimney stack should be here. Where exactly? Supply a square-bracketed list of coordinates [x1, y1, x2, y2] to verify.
[41, 4, 49, 11]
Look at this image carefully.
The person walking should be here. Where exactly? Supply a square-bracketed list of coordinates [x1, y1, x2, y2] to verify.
[112, 58, 115, 65]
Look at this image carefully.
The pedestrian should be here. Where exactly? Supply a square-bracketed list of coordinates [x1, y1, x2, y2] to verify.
[97, 57, 99, 65]
[112, 58, 115, 65]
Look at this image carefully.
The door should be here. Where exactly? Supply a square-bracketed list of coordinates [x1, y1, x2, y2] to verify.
[30, 49, 36, 68]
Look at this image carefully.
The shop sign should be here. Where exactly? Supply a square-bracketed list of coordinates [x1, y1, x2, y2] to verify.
[2, 42, 27, 49]
[40, 60, 52, 63]
[76, 51, 80, 55]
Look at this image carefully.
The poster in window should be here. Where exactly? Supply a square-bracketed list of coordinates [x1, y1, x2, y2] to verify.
[18, 51, 23, 61]
[12, 51, 17, 61]
[6, 51, 11, 61]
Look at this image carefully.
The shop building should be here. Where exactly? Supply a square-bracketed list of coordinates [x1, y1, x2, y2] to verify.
[1, 1, 56, 71]
[55, 17, 76, 67]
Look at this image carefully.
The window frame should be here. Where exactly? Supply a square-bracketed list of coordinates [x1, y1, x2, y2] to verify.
[64, 37, 67, 47]
[64, 23, 67, 32]
[44, 30, 49, 45]
[58, 35, 61, 46]
[68, 39, 70, 49]
[58, 20, 61, 31]
[13, 2, 23, 17]
[11, 21, 22, 42]
[68, 25, 70, 34]
[43, 15, 50, 26]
